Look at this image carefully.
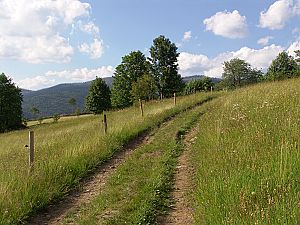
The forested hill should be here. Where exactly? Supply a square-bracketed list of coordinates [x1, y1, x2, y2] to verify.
[22, 77, 113, 119]
[22, 75, 220, 119]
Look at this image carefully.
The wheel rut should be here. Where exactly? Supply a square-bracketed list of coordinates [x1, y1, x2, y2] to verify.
[25, 132, 152, 225]
[157, 125, 199, 225]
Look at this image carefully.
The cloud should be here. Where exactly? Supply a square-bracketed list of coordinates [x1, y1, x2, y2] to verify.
[18, 66, 115, 90]
[183, 31, 192, 42]
[18, 76, 56, 90]
[0, 0, 101, 63]
[78, 39, 104, 59]
[203, 10, 248, 39]
[257, 36, 274, 46]
[46, 66, 114, 81]
[79, 21, 100, 35]
[287, 40, 300, 56]
[259, 0, 293, 30]
[178, 45, 284, 77]
[0, 35, 74, 64]
[177, 52, 211, 75]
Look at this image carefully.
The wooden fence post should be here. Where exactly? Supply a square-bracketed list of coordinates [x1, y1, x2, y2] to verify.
[174, 93, 176, 106]
[103, 113, 107, 134]
[139, 99, 144, 117]
[29, 131, 34, 171]
[210, 86, 213, 93]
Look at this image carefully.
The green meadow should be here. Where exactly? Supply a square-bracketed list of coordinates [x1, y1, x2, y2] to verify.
[0, 93, 214, 225]
[191, 79, 300, 224]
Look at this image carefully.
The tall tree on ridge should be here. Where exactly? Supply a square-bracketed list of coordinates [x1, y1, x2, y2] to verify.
[111, 51, 150, 108]
[86, 77, 111, 114]
[149, 35, 183, 97]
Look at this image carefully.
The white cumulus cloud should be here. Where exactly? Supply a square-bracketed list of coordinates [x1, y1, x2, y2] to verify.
[203, 10, 248, 39]
[18, 76, 56, 90]
[79, 21, 100, 35]
[178, 45, 284, 77]
[259, 0, 294, 30]
[287, 40, 300, 56]
[46, 66, 114, 81]
[18, 66, 115, 90]
[0, 0, 101, 63]
[257, 36, 274, 46]
[78, 39, 104, 59]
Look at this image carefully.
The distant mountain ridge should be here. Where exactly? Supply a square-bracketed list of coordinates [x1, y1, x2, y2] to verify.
[22, 75, 220, 119]
[22, 77, 113, 119]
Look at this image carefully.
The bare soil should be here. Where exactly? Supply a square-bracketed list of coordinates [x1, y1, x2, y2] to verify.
[25, 132, 152, 225]
[157, 126, 198, 225]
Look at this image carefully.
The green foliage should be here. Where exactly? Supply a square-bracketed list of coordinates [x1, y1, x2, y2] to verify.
[295, 50, 300, 64]
[149, 35, 183, 97]
[184, 76, 214, 94]
[266, 51, 298, 81]
[111, 51, 150, 108]
[131, 73, 158, 101]
[22, 78, 113, 119]
[86, 77, 111, 114]
[75, 108, 81, 116]
[52, 114, 60, 123]
[222, 58, 262, 89]
[30, 106, 40, 118]
[0, 73, 23, 132]
[68, 97, 77, 115]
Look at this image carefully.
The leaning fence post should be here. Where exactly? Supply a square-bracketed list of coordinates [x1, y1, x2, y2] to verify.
[103, 113, 107, 134]
[174, 93, 176, 106]
[139, 99, 144, 117]
[29, 131, 34, 171]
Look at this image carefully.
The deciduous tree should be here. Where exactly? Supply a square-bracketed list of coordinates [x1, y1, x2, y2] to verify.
[0, 73, 23, 132]
[222, 58, 262, 89]
[266, 51, 298, 80]
[86, 77, 111, 114]
[131, 73, 158, 101]
[149, 35, 183, 97]
[111, 51, 150, 108]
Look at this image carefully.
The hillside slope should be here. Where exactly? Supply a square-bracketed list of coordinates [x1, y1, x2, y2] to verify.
[22, 75, 220, 119]
[191, 78, 300, 224]
[22, 77, 113, 119]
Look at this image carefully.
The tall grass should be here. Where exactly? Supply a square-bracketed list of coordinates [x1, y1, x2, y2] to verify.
[59, 101, 207, 225]
[191, 79, 300, 224]
[0, 93, 216, 225]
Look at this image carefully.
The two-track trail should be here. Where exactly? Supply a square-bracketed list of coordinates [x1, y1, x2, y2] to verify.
[25, 133, 152, 225]
[158, 125, 199, 225]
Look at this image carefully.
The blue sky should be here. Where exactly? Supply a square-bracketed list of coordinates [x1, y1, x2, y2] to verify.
[0, 0, 300, 90]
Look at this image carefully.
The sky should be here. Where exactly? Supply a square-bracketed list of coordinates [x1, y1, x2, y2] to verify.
[1, 0, 300, 90]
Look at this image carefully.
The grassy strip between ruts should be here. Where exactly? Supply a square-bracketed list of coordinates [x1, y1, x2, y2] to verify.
[191, 78, 300, 224]
[0, 92, 218, 225]
[59, 102, 207, 225]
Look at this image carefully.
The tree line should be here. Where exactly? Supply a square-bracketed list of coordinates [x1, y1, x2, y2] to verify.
[220, 50, 300, 89]
[1, 35, 300, 132]
[86, 35, 183, 114]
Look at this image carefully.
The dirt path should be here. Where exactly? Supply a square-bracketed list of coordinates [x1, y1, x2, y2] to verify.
[25, 132, 152, 225]
[157, 126, 198, 225]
